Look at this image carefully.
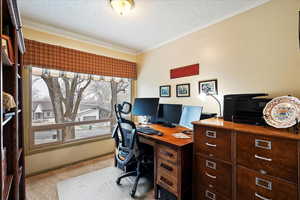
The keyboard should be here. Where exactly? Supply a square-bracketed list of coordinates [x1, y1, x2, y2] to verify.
[137, 127, 161, 135]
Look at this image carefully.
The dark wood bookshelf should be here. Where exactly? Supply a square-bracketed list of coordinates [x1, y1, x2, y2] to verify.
[1, 0, 26, 200]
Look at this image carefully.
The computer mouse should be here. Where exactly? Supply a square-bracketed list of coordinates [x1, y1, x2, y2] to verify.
[157, 132, 164, 136]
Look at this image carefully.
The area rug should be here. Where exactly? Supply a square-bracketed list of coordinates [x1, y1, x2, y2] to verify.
[57, 167, 153, 200]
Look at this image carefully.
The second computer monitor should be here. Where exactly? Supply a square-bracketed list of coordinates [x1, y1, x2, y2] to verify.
[153, 104, 182, 127]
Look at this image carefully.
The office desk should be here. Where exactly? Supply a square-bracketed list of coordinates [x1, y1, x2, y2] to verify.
[138, 124, 193, 200]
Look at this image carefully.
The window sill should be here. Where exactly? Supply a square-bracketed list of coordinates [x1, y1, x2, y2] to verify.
[26, 134, 112, 156]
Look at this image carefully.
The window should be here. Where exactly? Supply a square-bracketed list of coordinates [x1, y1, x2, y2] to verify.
[30, 67, 131, 151]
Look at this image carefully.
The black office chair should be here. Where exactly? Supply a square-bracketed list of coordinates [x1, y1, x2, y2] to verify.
[112, 102, 153, 197]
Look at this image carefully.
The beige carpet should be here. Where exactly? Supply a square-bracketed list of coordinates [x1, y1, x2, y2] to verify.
[57, 167, 154, 200]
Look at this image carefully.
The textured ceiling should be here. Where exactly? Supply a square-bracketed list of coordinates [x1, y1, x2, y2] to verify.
[18, 0, 270, 54]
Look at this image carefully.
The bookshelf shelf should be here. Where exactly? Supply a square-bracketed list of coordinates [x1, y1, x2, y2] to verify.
[2, 116, 12, 126]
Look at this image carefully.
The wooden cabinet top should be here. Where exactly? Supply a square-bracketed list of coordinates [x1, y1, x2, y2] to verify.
[192, 118, 300, 140]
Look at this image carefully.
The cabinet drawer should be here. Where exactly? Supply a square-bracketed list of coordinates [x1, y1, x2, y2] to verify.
[157, 144, 178, 164]
[157, 157, 177, 178]
[237, 132, 298, 183]
[237, 166, 297, 200]
[196, 187, 230, 200]
[195, 155, 232, 199]
[157, 170, 178, 195]
[194, 127, 232, 161]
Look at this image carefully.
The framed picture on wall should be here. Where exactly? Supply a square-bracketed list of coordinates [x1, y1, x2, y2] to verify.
[160, 85, 171, 97]
[176, 83, 190, 97]
[199, 79, 218, 95]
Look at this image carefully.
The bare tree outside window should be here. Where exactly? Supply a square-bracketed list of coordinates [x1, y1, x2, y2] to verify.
[31, 69, 131, 147]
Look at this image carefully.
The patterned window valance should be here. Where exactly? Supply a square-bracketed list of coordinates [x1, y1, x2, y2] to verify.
[23, 39, 137, 79]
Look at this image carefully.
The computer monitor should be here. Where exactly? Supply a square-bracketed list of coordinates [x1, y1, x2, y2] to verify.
[150, 104, 164, 123]
[179, 105, 203, 129]
[132, 98, 159, 117]
[153, 104, 181, 127]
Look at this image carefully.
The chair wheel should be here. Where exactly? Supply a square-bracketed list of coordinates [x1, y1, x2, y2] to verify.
[116, 178, 121, 185]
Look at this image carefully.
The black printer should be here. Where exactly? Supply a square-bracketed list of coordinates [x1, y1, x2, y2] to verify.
[223, 93, 271, 125]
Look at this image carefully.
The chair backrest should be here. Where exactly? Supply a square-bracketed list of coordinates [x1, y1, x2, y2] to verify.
[112, 101, 132, 147]
[113, 102, 138, 165]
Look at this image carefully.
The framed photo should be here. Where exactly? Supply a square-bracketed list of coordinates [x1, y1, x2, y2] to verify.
[199, 79, 218, 95]
[176, 83, 190, 97]
[160, 85, 171, 97]
[1, 35, 14, 61]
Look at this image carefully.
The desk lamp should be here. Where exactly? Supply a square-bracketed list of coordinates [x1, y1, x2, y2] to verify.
[199, 93, 222, 118]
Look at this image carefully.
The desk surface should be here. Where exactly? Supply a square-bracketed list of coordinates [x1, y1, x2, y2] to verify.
[138, 124, 193, 147]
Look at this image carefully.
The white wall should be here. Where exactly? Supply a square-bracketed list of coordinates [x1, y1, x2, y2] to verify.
[25, 139, 114, 175]
[136, 0, 300, 114]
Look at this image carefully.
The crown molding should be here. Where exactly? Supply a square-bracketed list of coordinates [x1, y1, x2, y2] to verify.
[137, 0, 271, 54]
[22, 18, 138, 55]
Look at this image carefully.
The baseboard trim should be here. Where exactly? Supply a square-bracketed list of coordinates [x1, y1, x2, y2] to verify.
[26, 151, 114, 177]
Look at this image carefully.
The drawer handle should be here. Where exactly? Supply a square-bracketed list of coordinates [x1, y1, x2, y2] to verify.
[206, 160, 216, 170]
[205, 172, 216, 179]
[160, 163, 173, 172]
[160, 150, 174, 158]
[206, 130, 217, 138]
[205, 190, 216, 200]
[255, 192, 271, 200]
[205, 142, 217, 148]
[256, 177, 272, 190]
[255, 139, 272, 150]
[254, 154, 272, 162]
[160, 176, 173, 186]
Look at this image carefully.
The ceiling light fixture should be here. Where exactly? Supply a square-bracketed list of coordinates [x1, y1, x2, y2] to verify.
[110, 0, 134, 16]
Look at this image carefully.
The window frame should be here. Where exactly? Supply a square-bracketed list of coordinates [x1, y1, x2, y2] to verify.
[27, 67, 132, 155]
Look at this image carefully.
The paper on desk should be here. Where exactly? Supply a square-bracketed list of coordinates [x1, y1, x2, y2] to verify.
[172, 133, 191, 139]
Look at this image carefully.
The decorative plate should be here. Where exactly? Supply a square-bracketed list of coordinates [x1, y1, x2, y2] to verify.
[263, 96, 300, 128]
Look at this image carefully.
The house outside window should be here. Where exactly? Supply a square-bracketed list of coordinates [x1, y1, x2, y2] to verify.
[29, 67, 131, 152]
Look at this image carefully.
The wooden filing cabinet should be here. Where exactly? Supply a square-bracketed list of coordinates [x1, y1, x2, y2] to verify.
[193, 125, 233, 200]
[236, 132, 298, 200]
[156, 143, 193, 200]
[137, 124, 193, 200]
[193, 118, 300, 200]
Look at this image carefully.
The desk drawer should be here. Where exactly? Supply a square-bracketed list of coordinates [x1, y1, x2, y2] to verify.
[237, 132, 298, 183]
[237, 166, 297, 200]
[157, 157, 177, 178]
[194, 127, 232, 161]
[157, 170, 178, 195]
[195, 155, 232, 199]
[157, 144, 178, 164]
[196, 187, 230, 200]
